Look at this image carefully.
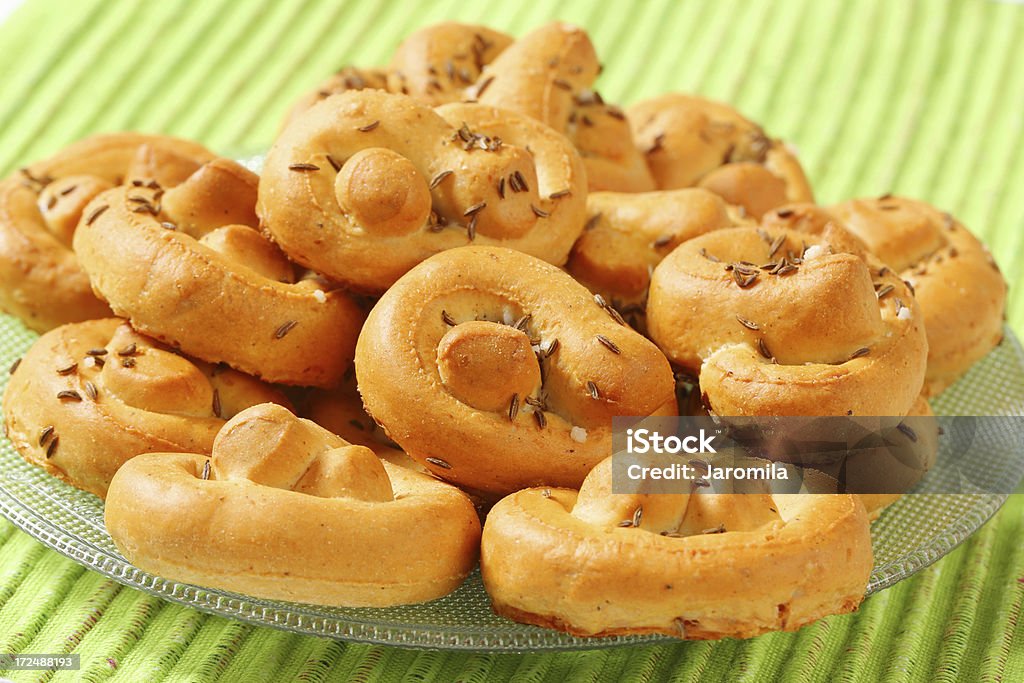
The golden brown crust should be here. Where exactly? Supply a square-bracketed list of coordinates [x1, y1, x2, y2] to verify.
[0, 134, 216, 332]
[830, 197, 1007, 396]
[629, 94, 813, 218]
[647, 226, 928, 416]
[566, 188, 737, 311]
[481, 457, 873, 639]
[73, 158, 365, 387]
[355, 246, 676, 495]
[475, 22, 654, 192]
[259, 90, 587, 293]
[1, 318, 288, 497]
[104, 403, 481, 607]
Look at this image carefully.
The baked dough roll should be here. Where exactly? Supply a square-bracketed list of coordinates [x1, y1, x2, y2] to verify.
[259, 90, 587, 293]
[2, 318, 288, 498]
[73, 157, 364, 387]
[0, 133, 215, 332]
[481, 456, 873, 639]
[647, 225, 928, 417]
[629, 94, 813, 219]
[355, 245, 677, 495]
[566, 188, 741, 320]
[828, 197, 1007, 396]
[105, 403, 482, 607]
[475, 22, 654, 192]
[283, 23, 513, 126]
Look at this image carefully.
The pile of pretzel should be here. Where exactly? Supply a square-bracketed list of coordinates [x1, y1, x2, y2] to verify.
[0, 22, 1007, 640]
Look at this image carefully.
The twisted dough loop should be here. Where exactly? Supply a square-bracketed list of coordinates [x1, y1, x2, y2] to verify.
[476, 22, 654, 192]
[648, 226, 928, 416]
[74, 157, 364, 387]
[829, 196, 1007, 396]
[283, 23, 513, 126]
[482, 456, 872, 639]
[356, 246, 677, 495]
[629, 94, 813, 219]
[259, 90, 587, 293]
[1, 319, 287, 497]
[0, 134, 215, 332]
[567, 188, 739, 310]
[105, 403, 482, 607]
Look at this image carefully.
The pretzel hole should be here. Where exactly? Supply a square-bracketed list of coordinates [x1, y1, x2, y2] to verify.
[199, 225, 296, 283]
[38, 175, 114, 245]
[334, 148, 430, 236]
[436, 320, 541, 412]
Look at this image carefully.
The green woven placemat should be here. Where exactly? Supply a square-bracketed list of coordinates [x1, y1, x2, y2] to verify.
[1, 0, 1023, 680]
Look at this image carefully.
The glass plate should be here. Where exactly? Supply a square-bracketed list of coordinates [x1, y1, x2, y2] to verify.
[1, 314, 1022, 652]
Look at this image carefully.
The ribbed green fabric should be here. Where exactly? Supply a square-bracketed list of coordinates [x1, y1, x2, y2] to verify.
[0, 0, 1022, 680]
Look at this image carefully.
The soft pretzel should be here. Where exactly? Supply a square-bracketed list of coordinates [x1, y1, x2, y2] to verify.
[104, 402, 482, 607]
[481, 455, 872, 639]
[282, 23, 513, 127]
[829, 196, 1007, 396]
[566, 188, 740, 320]
[0, 133, 216, 332]
[355, 245, 677, 495]
[474, 22, 654, 193]
[647, 225, 928, 416]
[2, 318, 288, 498]
[258, 90, 587, 293]
[629, 94, 813, 218]
[73, 156, 364, 387]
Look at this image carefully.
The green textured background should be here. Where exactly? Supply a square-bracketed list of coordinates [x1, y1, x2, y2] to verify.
[1, 0, 1023, 680]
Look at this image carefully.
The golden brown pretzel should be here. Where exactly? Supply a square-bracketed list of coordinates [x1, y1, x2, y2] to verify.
[282, 23, 513, 127]
[259, 90, 587, 293]
[481, 455, 872, 639]
[355, 245, 677, 495]
[2, 318, 288, 497]
[629, 94, 813, 218]
[829, 196, 1007, 396]
[105, 403, 482, 607]
[0, 134, 216, 332]
[73, 156, 365, 387]
[647, 225, 928, 416]
[566, 188, 740, 318]
[474, 22, 655, 192]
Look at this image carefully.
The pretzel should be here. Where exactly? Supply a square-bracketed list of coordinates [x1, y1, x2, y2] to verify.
[647, 225, 928, 416]
[73, 156, 365, 387]
[2, 318, 288, 498]
[629, 94, 813, 219]
[104, 403, 482, 607]
[829, 196, 1007, 396]
[259, 90, 587, 293]
[566, 188, 741, 324]
[282, 23, 513, 127]
[0, 133, 216, 332]
[473, 22, 654, 192]
[355, 245, 677, 495]
[481, 455, 872, 639]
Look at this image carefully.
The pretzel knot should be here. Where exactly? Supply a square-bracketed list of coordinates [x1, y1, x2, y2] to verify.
[355, 246, 677, 495]
[2, 319, 288, 497]
[0, 134, 216, 332]
[474, 22, 655, 192]
[630, 94, 813, 219]
[827, 196, 1007, 396]
[647, 225, 928, 416]
[259, 89, 587, 293]
[105, 403, 482, 607]
[481, 455, 872, 639]
[73, 157, 364, 387]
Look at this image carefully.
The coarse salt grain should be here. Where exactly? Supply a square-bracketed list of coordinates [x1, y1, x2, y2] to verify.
[803, 244, 827, 260]
[570, 426, 588, 443]
[313, 289, 327, 303]
[897, 306, 912, 320]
